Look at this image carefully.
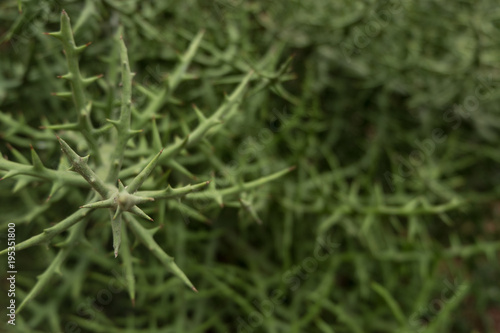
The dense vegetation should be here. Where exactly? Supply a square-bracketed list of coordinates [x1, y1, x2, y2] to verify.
[1, 1, 499, 332]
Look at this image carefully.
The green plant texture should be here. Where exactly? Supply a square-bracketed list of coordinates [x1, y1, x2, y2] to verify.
[1, 1, 500, 333]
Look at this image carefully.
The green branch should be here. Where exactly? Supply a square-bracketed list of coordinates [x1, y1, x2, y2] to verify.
[0, 155, 87, 187]
[45, 10, 102, 164]
[126, 215, 197, 292]
[0, 201, 96, 256]
[105, 31, 138, 184]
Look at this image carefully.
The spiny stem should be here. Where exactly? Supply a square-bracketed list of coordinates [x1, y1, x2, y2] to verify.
[46, 10, 102, 164]
[126, 215, 197, 292]
[187, 70, 254, 147]
[16, 219, 88, 314]
[0, 197, 97, 256]
[57, 137, 112, 198]
[126, 149, 163, 193]
[187, 166, 295, 200]
[105, 31, 136, 184]
[0, 155, 86, 187]
[120, 222, 136, 304]
[136, 180, 210, 200]
[136, 29, 205, 128]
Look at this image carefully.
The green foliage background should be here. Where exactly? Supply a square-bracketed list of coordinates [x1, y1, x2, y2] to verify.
[1, 0, 500, 332]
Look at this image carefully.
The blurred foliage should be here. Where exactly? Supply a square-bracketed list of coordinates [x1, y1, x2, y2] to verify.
[1, 0, 500, 332]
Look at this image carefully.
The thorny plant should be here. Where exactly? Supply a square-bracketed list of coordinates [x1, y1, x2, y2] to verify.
[2, 1, 500, 332]
[0, 10, 294, 311]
